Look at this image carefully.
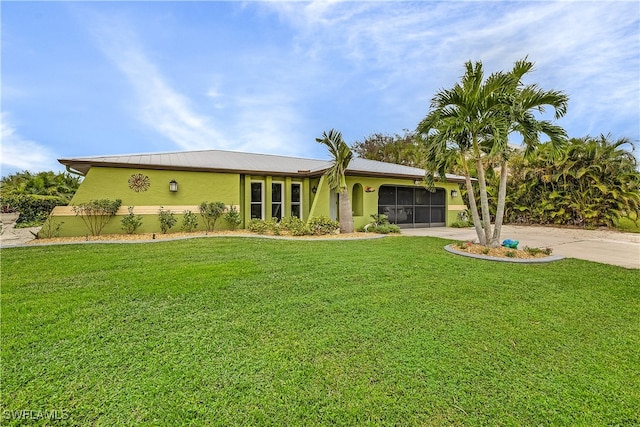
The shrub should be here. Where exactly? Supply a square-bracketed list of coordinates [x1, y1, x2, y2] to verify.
[360, 214, 400, 234]
[280, 216, 306, 236]
[0, 194, 69, 226]
[181, 210, 199, 232]
[120, 206, 143, 234]
[199, 201, 226, 231]
[158, 207, 177, 234]
[72, 199, 122, 236]
[224, 206, 242, 230]
[524, 246, 553, 256]
[265, 218, 281, 235]
[247, 218, 269, 234]
[306, 216, 340, 235]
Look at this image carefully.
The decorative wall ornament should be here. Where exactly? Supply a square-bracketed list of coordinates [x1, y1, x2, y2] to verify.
[128, 173, 150, 192]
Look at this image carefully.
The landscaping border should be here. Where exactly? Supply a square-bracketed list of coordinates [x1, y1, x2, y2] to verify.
[444, 244, 565, 264]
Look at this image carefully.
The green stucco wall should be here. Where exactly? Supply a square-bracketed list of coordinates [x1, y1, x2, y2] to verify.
[49, 167, 241, 237]
[46, 166, 465, 237]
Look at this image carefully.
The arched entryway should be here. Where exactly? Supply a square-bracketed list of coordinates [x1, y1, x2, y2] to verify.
[378, 185, 446, 228]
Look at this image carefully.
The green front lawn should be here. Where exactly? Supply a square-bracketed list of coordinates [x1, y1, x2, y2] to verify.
[2, 237, 639, 426]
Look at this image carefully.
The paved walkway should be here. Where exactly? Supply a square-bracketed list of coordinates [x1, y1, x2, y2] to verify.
[402, 225, 640, 269]
[2, 217, 638, 269]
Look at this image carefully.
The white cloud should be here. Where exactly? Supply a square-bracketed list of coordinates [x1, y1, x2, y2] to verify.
[87, 16, 230, 152]
[265, 1, 639, 139]
[0, 113, 61, 174]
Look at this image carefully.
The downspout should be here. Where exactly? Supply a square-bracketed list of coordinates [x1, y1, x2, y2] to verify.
[65, 165, 86, 177]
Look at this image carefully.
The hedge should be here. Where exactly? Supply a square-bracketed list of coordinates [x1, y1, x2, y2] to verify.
[0, 194, 69, 225]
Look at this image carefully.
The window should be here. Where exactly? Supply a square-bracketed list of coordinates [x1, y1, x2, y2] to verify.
[272, 182, 284, 220]
[291, 183, 302, 218]
[250, 182, 263, 219]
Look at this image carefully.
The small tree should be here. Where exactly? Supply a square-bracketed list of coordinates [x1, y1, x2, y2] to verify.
[223, 206, 242, 230]
[71, 199, 122, 236]
[120, 206, 143, 234]
[181, 210, 198, 232]
[199, 201, 226, 231]
[158, 207, 177, 234]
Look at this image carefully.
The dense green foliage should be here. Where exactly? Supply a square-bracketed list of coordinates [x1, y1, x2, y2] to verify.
[199, 201, 226, 231]
[351, 131, 424, 167]
[0, 194, 69, 226]
[248, 216, 340, 236]
[2, 237, 638, 425]
[120, 207, 143, 234]
[0, 170, 81, 199]
[418, 58, 568, 247]
[0, 170, 81, 226]
[496, 135, 640, 227]
[71, 199, 122, 236]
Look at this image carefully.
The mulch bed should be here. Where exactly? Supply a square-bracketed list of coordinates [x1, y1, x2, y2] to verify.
[453, 242, 553, 259]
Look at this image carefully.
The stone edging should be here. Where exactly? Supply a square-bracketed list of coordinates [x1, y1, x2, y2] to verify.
[444, 244, 565, 264]
[1, 233, 387, 248]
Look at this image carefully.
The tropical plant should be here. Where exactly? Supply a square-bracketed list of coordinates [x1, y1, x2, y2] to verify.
[199, 201, 226, 231]
[499, 135, 640, 227]
[158, 207, 177, 234]
[71, 199, 122, 236]
[417, 57, 568, 247]
[316, 129, 354, 233]
[0, 171, 81, 200]
[120, 206, 143, 234]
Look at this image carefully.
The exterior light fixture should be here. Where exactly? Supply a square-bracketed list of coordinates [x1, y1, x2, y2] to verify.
[169, 180, 178, 192]
[414, 179, 422, 186]
[312, 185, 317, 194]
[451, 189, 458, 198]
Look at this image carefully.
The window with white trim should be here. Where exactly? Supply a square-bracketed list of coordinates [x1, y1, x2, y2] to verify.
[271, 182, 284, 220]
[291, 183, 302, 218]
[250, 182, 264, 219]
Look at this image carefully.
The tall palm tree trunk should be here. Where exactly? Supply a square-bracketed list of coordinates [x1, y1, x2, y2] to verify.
[475, 156, 494, 245]
[338, 188, 354, 233]
[491, 160, 509, 246]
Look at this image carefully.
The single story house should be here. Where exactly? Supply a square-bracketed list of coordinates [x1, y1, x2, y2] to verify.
[48, 149, 467, 236]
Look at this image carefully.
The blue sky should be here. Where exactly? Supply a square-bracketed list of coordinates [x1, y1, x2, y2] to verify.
[2, 1, 639, 175]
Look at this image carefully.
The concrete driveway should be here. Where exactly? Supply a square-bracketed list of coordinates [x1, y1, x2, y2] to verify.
[402, 225, 640, 269]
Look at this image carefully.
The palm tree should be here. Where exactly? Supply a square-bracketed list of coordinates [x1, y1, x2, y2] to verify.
[488, 58, 568, 245]
[418, 58, 568, 246]
[316, 129, 354, 233]
[418, 60, 511, 245]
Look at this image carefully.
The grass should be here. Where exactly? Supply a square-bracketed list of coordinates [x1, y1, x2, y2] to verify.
[1, 236, 639, 426]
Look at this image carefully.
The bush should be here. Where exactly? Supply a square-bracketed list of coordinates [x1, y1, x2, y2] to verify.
[224, 206, 242, 230]
[199, 201, 226, 231]
[360, 214, 400, 234]
[120, 206, 143, 234]
[158, 207, 177, 234]
[306, 216, 340, 235]
[523, 246, 553, 256]
[0, 194, 69, 226]
[280, 216, 306, 236]
[181, 210, 198, 232]
[72, 199, 122, 236]
[247, 218, 269, 234]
